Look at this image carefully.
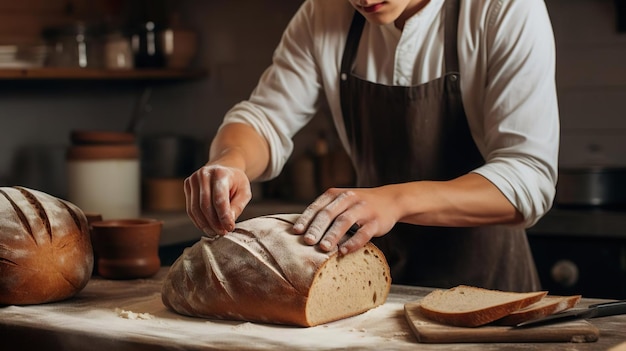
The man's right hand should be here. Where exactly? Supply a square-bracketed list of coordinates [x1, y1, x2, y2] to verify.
[184, 164, 252, 237]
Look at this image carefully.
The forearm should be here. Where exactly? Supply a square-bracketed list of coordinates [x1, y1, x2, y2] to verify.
[392, 173, 524, 227]
[208, 123, 270, 181]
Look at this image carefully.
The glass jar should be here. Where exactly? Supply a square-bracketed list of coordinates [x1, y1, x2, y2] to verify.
[43, 22, 104, 68]
[104, 31, 134, 69]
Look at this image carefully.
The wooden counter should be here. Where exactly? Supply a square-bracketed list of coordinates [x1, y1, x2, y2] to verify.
[1, 268, 625, 351]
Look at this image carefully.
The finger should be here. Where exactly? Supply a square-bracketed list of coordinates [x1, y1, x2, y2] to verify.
[303, 191, 358, 247]
[185, 173, 216, 236]
[211, 172, 234, 234]
[184, 176, 194, 218]
[229, 182, 252, 223]
[338, 222, 374, 255]
[184, 176, 203, 228]
[317, 213, 356, 251]
[302, 208, 333, 245]
[197, 169, 225, 235]
[293, 192, 333, 234]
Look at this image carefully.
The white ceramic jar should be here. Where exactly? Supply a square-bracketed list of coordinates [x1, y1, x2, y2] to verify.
[67, 131, 140, 220]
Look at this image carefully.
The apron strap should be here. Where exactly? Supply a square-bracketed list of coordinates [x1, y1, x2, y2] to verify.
[339, 12, 365, 80]
[339, 12, 365, 148]
[444, 0, 461, 73]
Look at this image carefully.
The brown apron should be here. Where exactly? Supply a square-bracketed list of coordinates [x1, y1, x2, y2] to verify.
[339, 0, 540, 292]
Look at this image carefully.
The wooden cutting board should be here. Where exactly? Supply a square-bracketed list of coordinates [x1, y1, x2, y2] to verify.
[404, 301, 600, 343]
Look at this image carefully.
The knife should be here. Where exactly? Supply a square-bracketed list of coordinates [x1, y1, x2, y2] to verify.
[516, 299, 626, 327]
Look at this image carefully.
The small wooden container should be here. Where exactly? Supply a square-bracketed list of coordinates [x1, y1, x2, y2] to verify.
[91, 218, 162, 279]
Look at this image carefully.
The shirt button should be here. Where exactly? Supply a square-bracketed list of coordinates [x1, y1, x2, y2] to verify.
[449, 74, 458, 82]
[341, 73, 347, 81]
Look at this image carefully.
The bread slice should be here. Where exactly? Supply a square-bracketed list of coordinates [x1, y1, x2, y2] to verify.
[419, 285, 547, 327]
[162, 214, 392, 327]
[494, 294, 581, 326]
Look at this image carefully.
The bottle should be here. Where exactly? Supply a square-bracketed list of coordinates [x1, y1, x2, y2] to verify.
[66, 130, 141, 220]
[127, 0, 167, 68]
[131, 20, 165, 68]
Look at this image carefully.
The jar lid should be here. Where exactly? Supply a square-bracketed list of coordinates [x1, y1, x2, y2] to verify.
[71, 130, 136, 145]
[67, 144, 139, 160]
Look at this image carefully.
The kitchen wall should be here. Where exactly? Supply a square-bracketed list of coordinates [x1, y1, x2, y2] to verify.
[1, 0, 625, 199]
[546, 0, 626, 167]
[0, 0, 330, 199]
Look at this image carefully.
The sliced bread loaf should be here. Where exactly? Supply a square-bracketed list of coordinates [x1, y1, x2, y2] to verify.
[161, 214, 392, 327]
[419, 285, 547, 327]
[494, 294, 581, 326]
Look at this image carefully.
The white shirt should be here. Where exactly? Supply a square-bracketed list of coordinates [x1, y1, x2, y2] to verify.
[221, 0, 560, 227]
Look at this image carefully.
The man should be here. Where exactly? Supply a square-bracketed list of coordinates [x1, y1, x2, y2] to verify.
[184, 0, 559, 292]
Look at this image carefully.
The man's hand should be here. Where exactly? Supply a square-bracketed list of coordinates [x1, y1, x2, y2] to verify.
[184, 164, 252, 237]
[293, 186, 400, 255]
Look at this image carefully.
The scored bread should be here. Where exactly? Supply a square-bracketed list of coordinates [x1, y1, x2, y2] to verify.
[419, 285, 547, 327]
[494, 294, 581, 326]
[0, 186, 93, 305]
[161, 214, 391, 327]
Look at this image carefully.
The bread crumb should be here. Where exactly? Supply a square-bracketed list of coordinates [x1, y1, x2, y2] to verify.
[114, 308, 154, 320]
[347, 328, 366, 332]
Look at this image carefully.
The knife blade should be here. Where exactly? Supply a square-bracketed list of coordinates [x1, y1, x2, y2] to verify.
[516, 299, 626, 327]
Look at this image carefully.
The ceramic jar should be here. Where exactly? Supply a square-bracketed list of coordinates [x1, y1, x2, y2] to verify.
[67, 131, 141, 220]
[90, 218, 162, 279]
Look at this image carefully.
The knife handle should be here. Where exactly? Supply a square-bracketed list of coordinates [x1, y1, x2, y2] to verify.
[588, 300, 626, 318]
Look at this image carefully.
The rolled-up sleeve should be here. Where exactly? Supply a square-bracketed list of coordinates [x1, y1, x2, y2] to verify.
[219, 0, 559, 227]
[220, 1, 323, 180]
[466, 0, 559, 227]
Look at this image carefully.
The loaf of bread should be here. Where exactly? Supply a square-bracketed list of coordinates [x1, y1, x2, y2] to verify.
[419, 285, 547, 327]
[494, 294, 581, 326]
[161, 214, 391, 327]
[0, 186, 93, 305]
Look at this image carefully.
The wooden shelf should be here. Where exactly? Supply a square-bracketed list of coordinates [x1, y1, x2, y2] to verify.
[0, 67, 208, 81]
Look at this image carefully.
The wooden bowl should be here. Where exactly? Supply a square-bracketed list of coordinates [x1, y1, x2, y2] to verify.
[91, 218, 162, 279]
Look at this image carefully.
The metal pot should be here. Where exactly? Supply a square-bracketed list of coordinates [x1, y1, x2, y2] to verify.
[556, 166, 626, 207]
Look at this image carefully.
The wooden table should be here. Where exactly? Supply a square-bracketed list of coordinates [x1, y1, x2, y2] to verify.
[1, 267, 625, 351]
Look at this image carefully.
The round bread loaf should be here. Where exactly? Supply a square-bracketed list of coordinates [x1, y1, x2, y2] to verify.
[0, 186, 93, 305]
[161, 214, 391, 327]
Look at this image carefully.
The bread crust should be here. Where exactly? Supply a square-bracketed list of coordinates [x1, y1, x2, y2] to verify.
[161, 214, 391, 326]
[419, 285, 547, 327]
[494, 295, 581, 326]
[0, 187, 93, 305]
